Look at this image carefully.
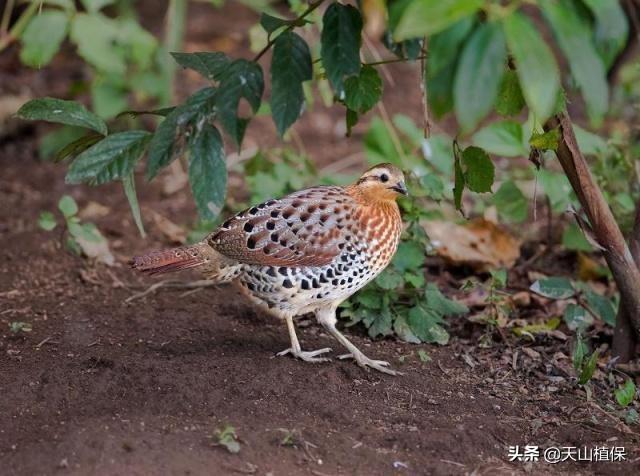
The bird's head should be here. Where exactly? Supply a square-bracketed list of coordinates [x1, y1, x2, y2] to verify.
[352, 163, 408, 203]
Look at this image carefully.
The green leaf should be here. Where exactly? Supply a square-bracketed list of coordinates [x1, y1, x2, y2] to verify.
[58, 195, 78, 218]
[615, 379, 636, 407]
[117, 107, 176, 119]
[390, 0, 482, 41]
[320, 3, 362, 95]
[578, 349, 599, 385]
[355, 289, 382, 309]
[19, 10, 69, 68]
[503, 12, 561, 121]
[91, 78, 128, 119]
[188, 123, 227, 220]
[530, 277, 575, 299]
[427, 62, 455, 118]
[539, 169, 573, 213]
[454, 22, 506, 132]
[493, 180, 528, 223]
[216, 59, 264, 145]
[563, 304, 592, 331]
[346, 108, 358, 136]
[69, 13, 126, 74]
[368, 307, 393, 338]
[427, 17, 474, 78]
[80, 0, 115, 13]
[584, 291, 616, 326]
[392, 241, 424, 272]
[66, 131, 151, 185]
[495, 69, 525, 116]
[364, 118, 400, 166]
[424, 283, 468, 316]
[461, 146, 494, 193]
[53, 133, 104, 163]
[375, 269, 404, 290]
[146, 87, 217, 179]
[582, 0, 629, 68]
[171, 52, 230, 82]
[393, 314, 421, 344]
[270, 31, 312, 136]
[38, 211, 58, 231]
[344, 65, 383, 114]
[573, 337, 588, 370]
[17, 98, 108, 135]
[260, 13, 290, 34]
[573, 124, 609, 156]
[122, 172, 145, 237]
[472, 121, 526, 157]
[562, 222, 593, 252]
[407, 306, 449, 345]
[540, 0, 608, 126]
[529, 128, 560, 151]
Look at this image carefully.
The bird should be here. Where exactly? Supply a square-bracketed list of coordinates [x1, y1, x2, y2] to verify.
[131, 163, 407, 375]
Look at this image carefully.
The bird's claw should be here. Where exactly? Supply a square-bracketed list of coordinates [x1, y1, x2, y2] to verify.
[277, 347, 332, 363]
[338, 353, 401, 376]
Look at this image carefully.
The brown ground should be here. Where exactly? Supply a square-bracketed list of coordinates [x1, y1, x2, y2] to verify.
[1, 2, 639, 476]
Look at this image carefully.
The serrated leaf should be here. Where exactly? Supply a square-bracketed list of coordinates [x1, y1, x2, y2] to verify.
[260, 13, 290, 34]
[216, 59, 264, 145]
[375, 268, 404, 290]
[66, 131, 151, 185]
[424, 283, 468, 316]
[188, 123, 227, 220]
[493, 180, 528, 223]
[454, 22, 506, 132]
[461, 146, 494, 193]
[171, 52, 230, 82]
[392, 241, 424, 272]
[122, 172, 145, 237]
[529, 128, 560, 151]
[146, 87, 217, 179]
[58, 195, 78, 218]
[495, 69, 525, 116]
[368, 307, 393, 338]
[540, 0, 608, 126]
[390, 0, 482, 41]
[393, 315, 421, 344]
[530, 277, 575, 299]
[615, 379, 636, 407]
[355, 289, 383, 309]
[472, 121, 527, 157]
[320, 3, 362, 95]
[38, 211, 58, 231]
[17, 98, 107, 135]
[271, 31, 312, 136]
[19, 10, 69, 68]
[503, 12, 561, 121]
[407, 306, 449, 345]
[344, 65, 383, 114]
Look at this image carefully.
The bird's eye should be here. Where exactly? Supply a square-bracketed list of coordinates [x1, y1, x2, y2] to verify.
[380, 173, 389, 183]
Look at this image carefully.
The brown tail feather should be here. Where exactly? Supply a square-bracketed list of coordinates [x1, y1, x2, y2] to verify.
[130, 243, 211, 275]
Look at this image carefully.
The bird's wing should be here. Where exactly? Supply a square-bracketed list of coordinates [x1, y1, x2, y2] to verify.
[208, 186, 354, 267]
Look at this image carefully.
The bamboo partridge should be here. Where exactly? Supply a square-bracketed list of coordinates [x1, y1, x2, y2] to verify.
[131, 163, 407, 375]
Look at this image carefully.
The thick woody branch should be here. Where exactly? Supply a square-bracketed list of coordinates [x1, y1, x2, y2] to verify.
[544, 112, 640, 345]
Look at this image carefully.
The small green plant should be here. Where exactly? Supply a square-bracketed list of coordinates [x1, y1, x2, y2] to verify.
[212, 424, 240, 454]
[614, 379, 637, 408]
[38, 195, 113, 265]
[572, 335, 600, 385]
[9, 322, 32, 334]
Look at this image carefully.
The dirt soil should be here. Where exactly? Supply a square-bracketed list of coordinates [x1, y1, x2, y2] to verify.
[1, 2, 640, 476]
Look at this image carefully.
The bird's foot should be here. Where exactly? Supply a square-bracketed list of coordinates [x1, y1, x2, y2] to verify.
[338, 352, 402, 376]
[277, 347, 332, 363]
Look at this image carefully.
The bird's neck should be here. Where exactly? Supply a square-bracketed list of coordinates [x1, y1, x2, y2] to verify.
[345, 185, 401, 222]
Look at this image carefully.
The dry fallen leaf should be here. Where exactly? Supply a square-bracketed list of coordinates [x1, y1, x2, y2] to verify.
[78, 201, 111, 220]
[147, 209, 187, 244]
[423, 218, 521, 271]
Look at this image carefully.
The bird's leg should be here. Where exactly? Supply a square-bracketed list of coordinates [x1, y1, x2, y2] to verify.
[276, 314, 332, 363]
[316, 308, 400, 376]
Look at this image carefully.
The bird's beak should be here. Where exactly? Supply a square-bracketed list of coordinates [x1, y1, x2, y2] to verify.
[390, 181, 408, 196]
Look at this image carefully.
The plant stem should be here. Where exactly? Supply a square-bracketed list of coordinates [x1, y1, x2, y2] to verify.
[0, 0, 15, 36]
[253, 0, 325, 62]
[162, 0, 187, 106]
[363, 55, 427, 67]
[0, 0, 39, 53]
